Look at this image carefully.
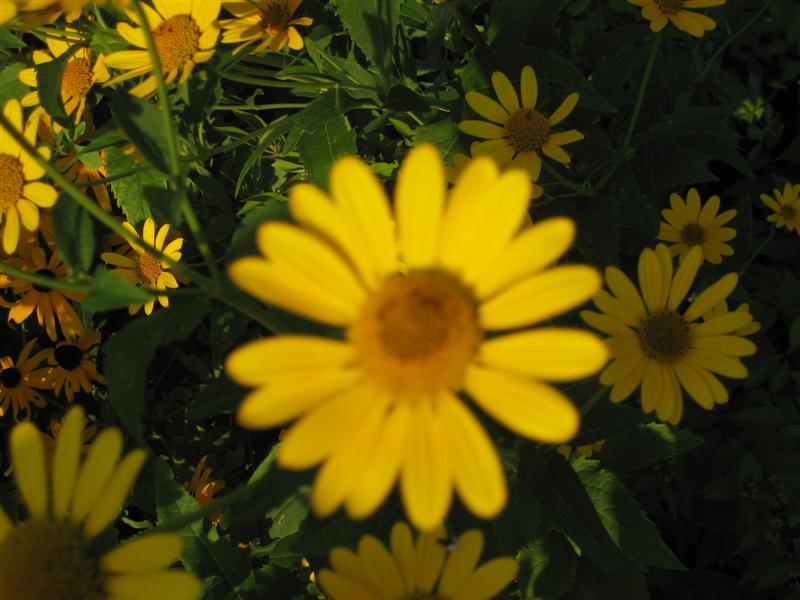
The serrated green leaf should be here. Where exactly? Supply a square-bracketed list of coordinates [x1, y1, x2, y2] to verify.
[297, 114, 356, 190]
[105, 145, 161, 225]
[413, 118, 462, 163]
[36, 44, 83, 129]
[0, 62, 28, 105]
[111, 92, 171, 174]
[51, 194, 94, 273]
[597, 423, 704, 477]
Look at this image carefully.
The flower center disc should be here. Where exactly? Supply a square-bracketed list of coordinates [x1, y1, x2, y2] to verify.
[655, 0, 683, 13]
[136, 253, 163, 286]
[55, 344, 84, 371]
[349, 271, 481, 396]
[505, 108, 551, 153]
[780, 204, 797, 221]
[61, 57, 93, 98]
[0, 153, 25, 211]
[0, 519, 105, 600]
[260, 4, 289, 33]
[0, 367, 22, 388]
[638, 311, 690, 363]
[153, 15, 200, 71]
[680, 223, 705, 246]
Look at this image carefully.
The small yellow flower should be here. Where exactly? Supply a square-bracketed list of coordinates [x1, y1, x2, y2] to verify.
[220, 0, 313, 55]
[658, 188, 737, 264]
[0, 98, 57, 254]
[628, 0, 726, 37]
[760, 182, 800, 234]
[0, 339, 50, 419]
[318, 522, 518, 600]
[43, 329, 105, 401]
[186, 456, 225, 524]
[100, 218, 183, 316]
[582, 244, 757, 424]
[449, 142, 545, 198]
[459, 65, 583, 179]
[104, 0, 221, 98]
[0, 406, 201, 600]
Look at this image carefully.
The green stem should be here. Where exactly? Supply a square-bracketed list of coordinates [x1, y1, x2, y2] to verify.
[0, 260, 87, 293]
[738, 228, 775, 277]
[622, 31, 662, 151]
[581, 386, 609, 416]
[213, 102, 308, 111]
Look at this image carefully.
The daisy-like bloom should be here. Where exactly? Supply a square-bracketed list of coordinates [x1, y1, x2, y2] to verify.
[318, 522, 517, 600]
[0, 406, 201, 600]
[0, 339, 50, 419]
[43, 329, 104, 401]
[19, 35, 110, 127]
[760, 182, 800, 234]
[220, 0, 313, 55]
[459, 65, 583, 180]
[186, 456, 225, 524]
[104, 0, 221, 98]
[0, 98, 57, 254]
[448, 142, 544, 199]
[703, 300, 760, 336]
[628, 0, 726, 37]
[658, 188, 737, 264]
[581, 244, 758, 425]
[57, 147, 112, 211]
[100, 218, 183, 316]
[0, 245, 84, 340]
[557, 439, 605, 460]
[225, 144, 607, 529]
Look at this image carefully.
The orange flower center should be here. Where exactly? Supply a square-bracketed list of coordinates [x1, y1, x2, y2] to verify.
[505, 108, 551, 153]
[260, 3, 290, 33]
[136, 253, 163, 286]
[61, 57, 93, 98]
[679, 223, 705, 246]
[638, 311, 690, 363]
[153, 15, 200, 71]
[655, 0, 683, 14]
[0, 153, 25, 211]
[348, 270, 481, 396]
[779, 204, 797, 221]
[0, 519, 104, 600]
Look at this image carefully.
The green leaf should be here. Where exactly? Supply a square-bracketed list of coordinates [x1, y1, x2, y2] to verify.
[564, 561, 649, 600]
[487, 0, 564, 51]
[413, 118, 463, 164]
[571, 404, 648, 446]
[110, 92, 171, 174]
[297, 115, 357, 190]
[518, 532, 579, 599]
[283, 90, 360, 152]
[575, 463, 685, 570]
[788, 316, 800, 353]
[36, 44, 83, 129]
[0, 62, 28, 105]
[188, 375, 246, 421]
[105, 145, 162, 225]
[51, 194, 94, 273]
[102, 298, 208, 441]
[82, 267, 152, 312]
[597, 423, 704, 477]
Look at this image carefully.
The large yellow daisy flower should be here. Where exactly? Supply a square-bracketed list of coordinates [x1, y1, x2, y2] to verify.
[100, 217, 183, 316]
[220, 0, 313, 55]
[104, 0, 221, 98]
[225, 144, 607, 530]
[0, 406, 201, 600]
[43, 329, 105, 401]
[318, 522, 517, 600]
[760, 182, 800, 234]
[0, 98, 57, 254]
[0, 339, 50, 419]
[658, 188, 737, 264]
[581, 244, 757, 425]
[628, 0, 726, 37]
[459, 65, 583, 179]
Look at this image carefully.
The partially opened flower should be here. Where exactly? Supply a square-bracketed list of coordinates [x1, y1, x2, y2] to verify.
[582, 244, 757, 424]
[43, 329, 104, 400]
[104, 0, 221, 98]
[628, 0, 725, 37]
[226, 144, 607, 530]
[760, 182, 800, 234]
[186, 456, 225, 524]
[459, 65, 583, 179]
[0, 406, 201, 600]
[318, 522, 517, 600]
[0, 339, 50, 419]
[220, 0, 313, 55]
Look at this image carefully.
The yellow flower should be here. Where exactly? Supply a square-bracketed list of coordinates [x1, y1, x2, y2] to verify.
[628, 0, 725, 37]
[318, 522, 518, 600]
[557, 439, 605, 460]
[43, 329, 105, 401]
[449, 142, 545, 198]
[56, 145, 112, 211]
[220, 0, 313, 55]
[760, 182, 800, 234]
[0, 98, 57, 254]
[0, 1, 55, 28]
[225, 144, 607, 530]
[582, 244, 757, 425]
[100, 218, 183, 316]
[0, 339, 50, 419]
[658, 188, 736, 264]
[0, 406, 201, 600]
[104, 0, 221, 98]
[0, 245, 84, 341]
[459, 65, 583, 179]
[186, 455, 225, 524]
[703, 300, 760, 337]
[18, 35, 110, 127]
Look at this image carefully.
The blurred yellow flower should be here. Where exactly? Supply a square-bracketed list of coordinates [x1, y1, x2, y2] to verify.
[221, 0, 313, 55]
[449, 142, 545, 198]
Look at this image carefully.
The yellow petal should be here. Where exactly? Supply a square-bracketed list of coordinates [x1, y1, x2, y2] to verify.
[105, 571, 201, 600]
[491, 71, 520, 114]
[438, 530, 484, 597]
[667, 246, 702, 310]
[358, 535, 406, 598]
[520, 65, 538, 109]
[674, 361, 714, 410]
[317, 570, 374, 600]
[10, 421, 48, 518]
[389, 523, 416, 594]
[580, 309, 637, 337]
[2, 207, 20, 254]
[414, 525, 447, 593]
[23, 181, 58, 208]
[1, 99, 22, 155]
[637, 248, 663, 313]
[52, 406, 85, 518]
[101, 533, 183, 573]
[683, 273, 738, 323]
[83, 449, 147, 538]
[548, 92, 579, 126]
[70, 428, 123, 525]
[451, 557, 518, 600]
[605, 266, 647, 321]
[15, 198, 39, 232]
[458, 119, 507, 139]
[465, 91, 509, 124]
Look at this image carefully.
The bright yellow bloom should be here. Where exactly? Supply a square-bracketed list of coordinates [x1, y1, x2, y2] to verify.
[582, 244, 757, 425]
[104, 0, 221, 98]
[43, 329, 105, 401]
[449, 142, 545, 198]
[459, 65, 583, 179]
[628, 0, 726, 37]
[221, 0, 313, 55]
[658, 188, 737, 264]
[0, 339, 50, 419]
[0, 99, 57, 254]
[0, 406, 201, 600]
[226, 144, 607, 530]
[100, 218, 183, 316]
[0, 0, 56, 27]
[186, 455, 225, 524]
[760, 182, 800, 234]
[319, 522, 517, 600]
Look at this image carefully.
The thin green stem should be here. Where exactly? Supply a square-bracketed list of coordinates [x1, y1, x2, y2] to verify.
[581, 386, 609, 416]
[0, 260, 88, 293]
[738, 228, 775, 277]
[622, 31, 662, 151]
[213, 102, 308, 111]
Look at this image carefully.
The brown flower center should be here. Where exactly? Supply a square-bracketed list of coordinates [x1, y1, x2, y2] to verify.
[505, 108, 551, 153]
[0, 367, 22, 388]
[153, 15, 200, 71]
[349, 270, 481, 396]
[260, 3, 290, 33]
[679, 223, 705, 246]
[55, 344, 84, 371]
[0, 519, 105, 600]
[0, 153, 25, 211]
[136, 253, 163, 286]
[655, 0, 683, 13]
[61, 57, 93, 98]
[638, 311, 690, 364]
[779, 204, 797, 221]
